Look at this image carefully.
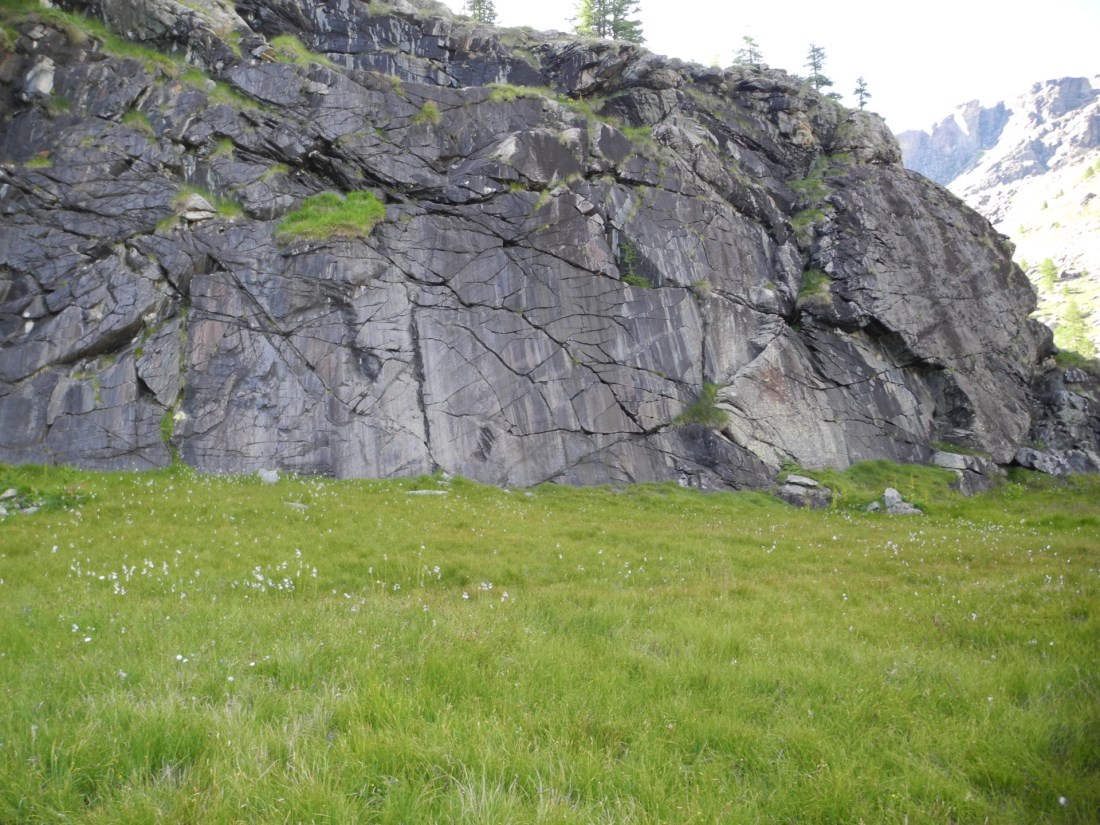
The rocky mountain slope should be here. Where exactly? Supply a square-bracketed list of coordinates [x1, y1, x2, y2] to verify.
[0, 0, 1093, 488]
[897, 77, 1100, 355]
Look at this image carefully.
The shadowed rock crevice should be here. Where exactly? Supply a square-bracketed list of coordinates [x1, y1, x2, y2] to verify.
[0, 0, 1085, 487]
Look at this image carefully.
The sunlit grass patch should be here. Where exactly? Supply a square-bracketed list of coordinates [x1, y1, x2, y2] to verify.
[809, 458, 959, 510]
[179, 69, 264, 111]
[0, 463, 1097, 822]
[412, 100, 442, 125]
[275, 191, 387, 241]
[269, 33, 336, 68]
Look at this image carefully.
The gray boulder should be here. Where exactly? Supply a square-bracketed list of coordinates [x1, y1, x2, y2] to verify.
[1027, 359, 1100, 460]
[21, 57, 55, 101]
[776, 474, 833, 509]
[887, 501, 923, 516]
[931, 449, 1004, 494]
[866, 487, 922, 515]
[1015, 447, 1100, 477]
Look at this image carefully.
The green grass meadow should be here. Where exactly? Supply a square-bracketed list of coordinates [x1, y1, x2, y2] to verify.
[0, 463, 1097, 823]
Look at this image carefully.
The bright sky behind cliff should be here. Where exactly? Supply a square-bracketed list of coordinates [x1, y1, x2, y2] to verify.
[440, 0, 1099, 133]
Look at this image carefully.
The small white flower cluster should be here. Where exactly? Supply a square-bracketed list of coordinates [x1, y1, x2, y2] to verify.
[231, 549, 316, 595]
[70, 622, 95, 644]
[342, 592, 368, 613]
[67, 551, 204, 599]
[459, 581, 514, 605]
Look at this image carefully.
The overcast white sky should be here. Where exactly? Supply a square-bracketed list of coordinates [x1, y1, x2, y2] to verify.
[439, 0, 1099, 133]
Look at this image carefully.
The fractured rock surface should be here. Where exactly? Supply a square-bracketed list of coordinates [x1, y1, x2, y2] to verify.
[0, 0, 1072, 487]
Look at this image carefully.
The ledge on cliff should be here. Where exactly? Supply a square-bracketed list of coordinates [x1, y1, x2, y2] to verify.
[1, 0, 1088, 489]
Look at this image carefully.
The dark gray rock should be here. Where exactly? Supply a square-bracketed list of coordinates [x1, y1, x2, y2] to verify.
[1015, 447, 1100, 476]
[774, 471, 831, 508]
[931, 449, 1004, 495]
[175, 193, 218, 222]
[1027, 361, 1100, 458]
[887, 501, 922, 516]
[0, 0, 1092, 487]
[58, 0, 247, 70]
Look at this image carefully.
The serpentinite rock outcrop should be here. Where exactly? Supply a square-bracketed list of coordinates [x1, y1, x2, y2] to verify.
[0, 0, 1068, 487]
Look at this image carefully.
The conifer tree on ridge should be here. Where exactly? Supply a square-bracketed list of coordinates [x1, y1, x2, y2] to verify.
[467, 0, 496, 25]
[575, 0, 645, 44]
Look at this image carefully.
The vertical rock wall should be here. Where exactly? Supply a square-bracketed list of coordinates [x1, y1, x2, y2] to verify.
[0, 0, 1048, 487]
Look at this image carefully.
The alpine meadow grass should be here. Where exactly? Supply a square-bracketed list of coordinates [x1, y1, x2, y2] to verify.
[0, 463, 1096, 823]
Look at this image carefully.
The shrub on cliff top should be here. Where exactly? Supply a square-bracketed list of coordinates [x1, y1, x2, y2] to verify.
[276, 191, 386, 241]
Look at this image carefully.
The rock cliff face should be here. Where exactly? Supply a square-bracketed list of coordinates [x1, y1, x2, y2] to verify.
[0, 0, 1060, 487]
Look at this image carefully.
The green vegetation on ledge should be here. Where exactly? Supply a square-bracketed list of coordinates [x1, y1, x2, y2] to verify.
[172, 185, 244, 220]
[797, 266, 829, 298]
[1, 1, 181, 77]
[412, 100, 442, 126]
[486, 84, 653, 147]
[120, 109, 154, 136]
[675, 381, 728, 427]
[269, 33, 336, 68]
[276, 191, 386, 241]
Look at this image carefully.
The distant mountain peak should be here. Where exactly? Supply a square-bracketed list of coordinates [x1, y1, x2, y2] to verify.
[897, 76, 1100, 357]
[898, 76, 1099, 191]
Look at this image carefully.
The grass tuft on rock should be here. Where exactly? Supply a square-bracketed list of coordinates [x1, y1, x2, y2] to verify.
[276, 191, 386, 241]
[172, 185, 244, 220]
[412, 100, 441, 125]
[798, 266, 829, 298]
[675, 381, 728, 427]
[269, 34, 336, 68]
[1, 2, 181, 76]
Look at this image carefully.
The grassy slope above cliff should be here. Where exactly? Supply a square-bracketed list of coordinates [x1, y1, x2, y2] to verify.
[1012, 152, 1100, 357]
[1, 464, 1097, 823]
